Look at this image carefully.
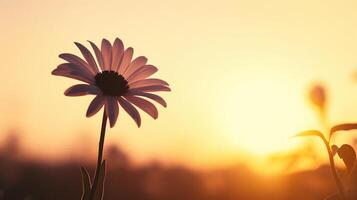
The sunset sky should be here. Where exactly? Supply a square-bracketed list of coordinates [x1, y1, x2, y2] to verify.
[2, 0, 357, 172]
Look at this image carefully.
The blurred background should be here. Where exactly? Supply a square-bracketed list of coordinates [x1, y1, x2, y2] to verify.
[2, 0, 357, 199]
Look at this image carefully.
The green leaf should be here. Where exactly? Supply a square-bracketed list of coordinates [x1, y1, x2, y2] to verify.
[337, 144, 356, 173]
[330, 123, 357, 140]
[80, 166, 92, 200]
[93, 160, 106, 200]
[294, 130, 325, 140]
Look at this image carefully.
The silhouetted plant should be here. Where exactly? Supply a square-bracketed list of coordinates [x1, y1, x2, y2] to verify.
[296, 123, 357, 200]
[52, 38, 170, 199]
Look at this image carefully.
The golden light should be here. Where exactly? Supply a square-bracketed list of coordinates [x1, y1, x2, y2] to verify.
[2, 0, 357, 173]
[216, 68, 314, 156]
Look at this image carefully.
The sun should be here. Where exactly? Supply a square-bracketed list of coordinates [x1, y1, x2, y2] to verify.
[216, 74, 313, 156]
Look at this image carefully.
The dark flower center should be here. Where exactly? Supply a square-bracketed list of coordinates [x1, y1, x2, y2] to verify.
[95, 71, 129, 96]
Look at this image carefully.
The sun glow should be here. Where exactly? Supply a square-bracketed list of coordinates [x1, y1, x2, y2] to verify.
[216, 70, 314, 156]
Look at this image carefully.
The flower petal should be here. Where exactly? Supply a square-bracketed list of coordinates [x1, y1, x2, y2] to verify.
[126, 90, 167, 107]
[64, 84, 100, 96]
[86, 95, 106, 117]
[122, 56, 147, 78]
[124, 96, 158, 119]
[131, 85, 171, 92]
[53, 63, 93, 77]
[59, 53, 95, 76]
[127, 65, 158, 83]
[117, 97, 141, 127]
[117, 47, 133, 74]
[101, 39, 112, 71]
[111, 38, 124, 71]
[88, 40, 105, 71]
[74, 42, 99, 74]
[105, 97, 119, 127]
[129, 78, 169, 89]
[52, 71, 92, 84]
[52, 64, 94, 84]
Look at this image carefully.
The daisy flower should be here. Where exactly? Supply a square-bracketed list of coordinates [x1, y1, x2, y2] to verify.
[53, 38, 170, 199]
[52, 38, 170, 127]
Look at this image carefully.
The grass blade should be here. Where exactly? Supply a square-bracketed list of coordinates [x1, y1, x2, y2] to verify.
[80, 166, 92, 200]
[294, 130, 325, 140]
[93, 160, 106, 200]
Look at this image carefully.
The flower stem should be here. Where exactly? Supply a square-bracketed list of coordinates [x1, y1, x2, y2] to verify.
[322, 137, 347, 200]
[89, 110, 107, 200]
